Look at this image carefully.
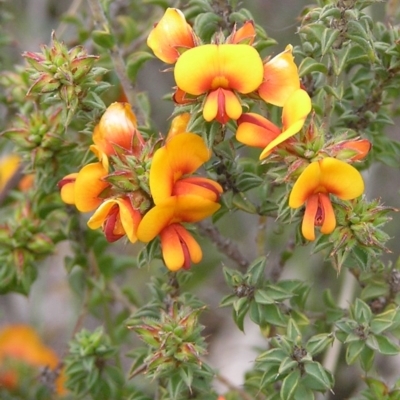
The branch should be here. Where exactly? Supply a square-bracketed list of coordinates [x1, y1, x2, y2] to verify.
[86, 0, 137, 107]
[198, 221, 250, 271]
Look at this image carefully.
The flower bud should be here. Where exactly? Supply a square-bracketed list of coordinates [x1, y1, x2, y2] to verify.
[93, 102, 145, 157]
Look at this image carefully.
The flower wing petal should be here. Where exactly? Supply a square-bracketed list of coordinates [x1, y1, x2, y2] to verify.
[75, 163, 109, 212]
[236, 113, 281, 148]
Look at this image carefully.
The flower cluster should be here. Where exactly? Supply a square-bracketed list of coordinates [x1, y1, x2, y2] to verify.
[59, 104, 222, 271]
[147, 8, 371, 244]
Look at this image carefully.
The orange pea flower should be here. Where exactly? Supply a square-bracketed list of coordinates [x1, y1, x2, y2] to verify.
[92, 102, 144, 157]
[174, 44, 264, 124]
[289, 158, 365, 241]
[147, 8, 197, 64]
[236, 89, 311, 159]
[137, 195, 219, 271]
[0, 325, 66, 395]
[149, 132, 222, 204]
[87, 196, 142, 243]
[137, 132, 222, 271]
[258, 44, 301, 107]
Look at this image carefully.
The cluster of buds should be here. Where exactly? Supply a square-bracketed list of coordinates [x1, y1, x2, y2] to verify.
[22, 32, 107, 123]
[0, 200, 55, 293]
[23, 32, 99, 96]
[129, 306, 207, 378]
[59, 103, 222, 271]
[2, 107, 67, 168]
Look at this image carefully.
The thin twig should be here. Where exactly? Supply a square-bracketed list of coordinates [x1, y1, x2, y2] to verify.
[108, 280, 137, 313]
[86, 0, 136, 107]
[198, 221, 250, 271]
[55, 0, 84, 39]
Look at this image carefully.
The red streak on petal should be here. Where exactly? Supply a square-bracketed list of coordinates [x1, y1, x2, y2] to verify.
[176, 229, 191, 270]
[103, 204, 124, 242]
[216, 89, 229, 125]
[57, 176, 75, 189]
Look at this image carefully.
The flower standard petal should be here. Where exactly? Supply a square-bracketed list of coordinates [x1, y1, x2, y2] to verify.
[147, 8, 196, 64]
[174, 44, 264, 95]
[236, 113, 281, 148]
[259, 89, 312, 159]
[258, 44, 300, 106]
[318, 158, 365, 200]
[74, 162, 109, 212]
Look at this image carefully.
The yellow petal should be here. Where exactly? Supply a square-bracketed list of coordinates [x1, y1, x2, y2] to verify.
[258, 44, 300, 106]
[259, 89, 311, 159]
[117, 197, 142, 243]
[74, 162, 109, 212]
[236, 113, 280, 148]
[150, 133, 211, 203]
[174, 44, 264, 95]
[87, 200, 116, 229]
[147, 8, 196, 64]
[228, 21, 256, 45]
[318, 157, 365, 200]
[289, 162, 321, 209]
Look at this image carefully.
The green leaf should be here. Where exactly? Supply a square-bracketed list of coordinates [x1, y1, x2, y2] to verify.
[371, 308, 398, 334]
[247, 256, 267, 286]
[262, 304, 287, 327]
[306, 334, 334, 357]
[304, 361, 333, 391]
[374, 334, 400, 355]
[126, 51, 154, 82]
[346, 340, 365, 365]
[257, 348, 287, 365]
[193, 12, 222, 42]
[278, 356, 298, 376]
[299, 57, 328, 77]
[287, 319, 302, 343]
[359, 345, 375, 372]
[280, 369, 301, 400]
[353, 298, 373, 324]
[321, 28, 340, 55]
[254, 289, 275, 305]
[92, 30, 115, 49]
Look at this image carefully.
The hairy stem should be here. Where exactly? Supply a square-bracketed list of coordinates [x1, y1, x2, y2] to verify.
[86, 0, 136, 107]
[198, 221, 250, 271]
[320, 269, 358, 400]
